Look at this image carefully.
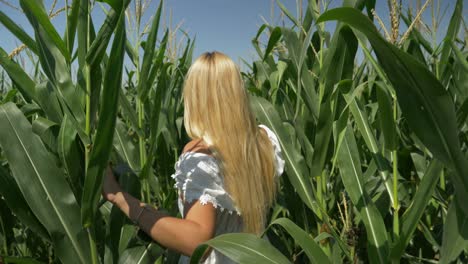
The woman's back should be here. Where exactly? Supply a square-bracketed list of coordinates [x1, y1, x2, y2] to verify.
[172, 125, 284, 263]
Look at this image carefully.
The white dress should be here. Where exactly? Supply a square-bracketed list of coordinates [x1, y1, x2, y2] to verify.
[171, 125, 285, 264]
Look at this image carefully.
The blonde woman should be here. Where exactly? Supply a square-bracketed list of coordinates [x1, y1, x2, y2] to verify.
[103, 51, 285, 263]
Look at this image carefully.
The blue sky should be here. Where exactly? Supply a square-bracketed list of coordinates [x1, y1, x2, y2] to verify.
[0, 0, 464, 70]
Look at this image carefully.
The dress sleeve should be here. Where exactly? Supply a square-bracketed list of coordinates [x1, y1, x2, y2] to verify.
[171, 153, 239, 215]
[258, 124, 285, 177]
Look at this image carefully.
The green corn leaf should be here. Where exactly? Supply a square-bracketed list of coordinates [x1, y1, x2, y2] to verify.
[0, 10, 38, 54]
[310, 25, 357, 190]
[147, 30, 169, 89]
[35, 81, 63, 124]
[64, 0, 80, 53]
[0, 165, 50, 240]
[0, 102, 91, 263]
[318, 6, 468, 217]
[21, 1, 85, 127]
[138, 0, 163, 102]
[58, 114, 84, 202]
[32, 117, 59, 152]
[19, 0, 70, 61]
[1, 257, 44, 264]
[451, 42, 468, 73]
[108, 165, 141, 261]
[438, 0, 462, 81]
[264, 27, 282, 60]
[391, 160, 443, 261]
[76, 0, 102, 131]
[337, 126, 389, 263]
[276, 0, 300, 27]
[269, 218, 331, 264]
[252, 96, 319, 215]
[376, 84, 397, 150]
[81, 12, 126, 227]
[191, 233, 291, 264]
[119, 92, 144, 138]
[343, 90, 395, 206]
[118, 244, 158, 264]
[0, 48, 36, 102]
[440, 200, 468, 263]
[113, 119, 141, 172]
[86, 0, 131, 65]
[98, 0, 125, 12]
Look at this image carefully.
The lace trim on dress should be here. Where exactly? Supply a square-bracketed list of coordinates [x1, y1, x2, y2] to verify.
[171, 125, 284, 216]
[171, 152, 240, 215]
[258, 124, 285, 177]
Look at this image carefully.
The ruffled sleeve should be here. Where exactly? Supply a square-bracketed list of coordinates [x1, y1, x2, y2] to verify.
[171, 152, 239, 215]
[259, 124, 285, 177]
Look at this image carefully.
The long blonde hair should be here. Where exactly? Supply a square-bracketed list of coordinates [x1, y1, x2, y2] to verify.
[183, 51, 277, 234]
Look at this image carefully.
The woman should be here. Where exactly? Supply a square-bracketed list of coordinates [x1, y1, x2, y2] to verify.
[103, 51, 285, 263]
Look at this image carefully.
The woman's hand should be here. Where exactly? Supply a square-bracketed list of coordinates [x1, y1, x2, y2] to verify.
[102, 165, 123, 204]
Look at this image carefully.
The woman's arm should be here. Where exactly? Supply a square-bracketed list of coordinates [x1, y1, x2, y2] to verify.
[103, 166, 216, 257]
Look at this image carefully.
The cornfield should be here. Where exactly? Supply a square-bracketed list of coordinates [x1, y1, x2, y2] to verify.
[0, 0, 467, 263]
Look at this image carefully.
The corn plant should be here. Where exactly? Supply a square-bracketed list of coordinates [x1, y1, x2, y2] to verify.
[0, 0, 192, 263]
[0, 0, 467, 263]
[191, 0, 468, 263]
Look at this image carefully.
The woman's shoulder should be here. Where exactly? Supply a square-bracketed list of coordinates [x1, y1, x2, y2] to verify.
[182, 138, 212, 156]
[176, 139, 219, 177]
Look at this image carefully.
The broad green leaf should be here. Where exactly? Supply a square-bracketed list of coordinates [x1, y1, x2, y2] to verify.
[440, 200, 468, 263]
[97, 0, 125, 12]
[0, 10, 38, 54]
[82, 13, 126, 227]
[451, 42, 468, 73]
[118, 244, 158, 264]
[252, 96, 318, 214]
[1, 257, 44, 264]
[1, 88, 17, 103]
[269, 218, 330, 263]
[391, 160, 443, 261]
[0, 48, 36, 102]
[302, 0, 320, 34]
[35, 81, 63, 124]
[19, 0, 70, 61]
[337, 126, 389, 263]
[0, 102, 91, 263]
[113, 119, 140, 171]
[343, 90, 395, 205]
[76, 0, 102, 131]
[300, 65, 319, 119]
[310, 25, 357, 191]
[64, 0, 80, 53]
[147, 30, 169, 89]
[86, 0, 131, 65]
[108, 165, 141, 262]
[58, 114, 84, 202]
[21, 1, 85, 127]
[438, 0, 462, 81]
[32, 117, 59, 152]
[140, 64, 169, 182]
[406, 39, 427, 66]
[276, 0, 300, 27]
[252, 24, 268, 58]
[318, 6, 468, 216]
[376, 85, 396, 150]
[264, 27, 282, 60]
[191, 233, 291, 264]
[119, 92, 144, 137]
[0, 165, 50, 240]
[138, 0, 163, 102]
